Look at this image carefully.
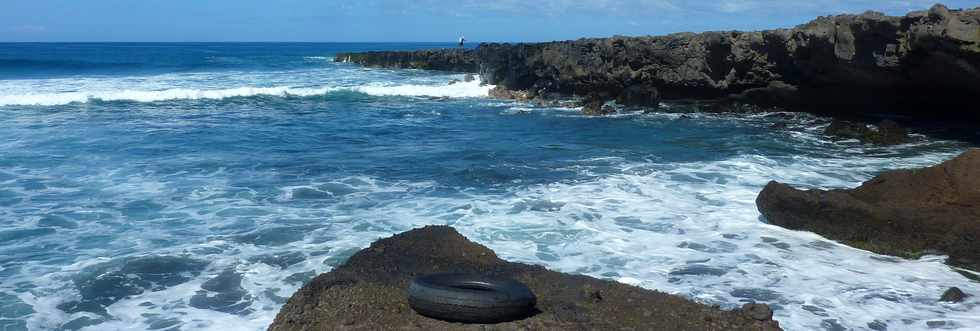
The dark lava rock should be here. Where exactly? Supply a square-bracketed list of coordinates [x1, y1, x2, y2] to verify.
[269, 226, 781, 330]
[757, 149, 980, 271]
[488, 86, 531, 101]
[824, 119, 910, 145]
[616, 83, 662, 108]
[940, 287, 970, 303]
[581, 98, 615, 116]
[337, 5, 980, 121]
[335, 49, 477, 72]
[825, 120, 873, 141]
[871, 119, 910, 145]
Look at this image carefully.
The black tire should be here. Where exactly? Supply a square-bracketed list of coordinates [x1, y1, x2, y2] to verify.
[408, 273, 537, 324]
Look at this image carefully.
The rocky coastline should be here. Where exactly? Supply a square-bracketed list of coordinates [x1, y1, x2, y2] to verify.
[287, 4, 980, 330]
[269, 226, 781, 330]
[336, 4, 980, 122]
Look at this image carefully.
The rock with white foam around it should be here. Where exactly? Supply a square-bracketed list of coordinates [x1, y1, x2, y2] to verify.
[269, 226, 781, 330]
[757, 149, 980, 272]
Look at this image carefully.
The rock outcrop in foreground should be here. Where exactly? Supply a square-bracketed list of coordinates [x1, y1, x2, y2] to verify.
[337, 4, 980, 120]
[269, 226, 780, 330]
[757, 149, 980, 272]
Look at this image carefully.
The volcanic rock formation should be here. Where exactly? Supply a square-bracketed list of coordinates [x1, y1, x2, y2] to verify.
[756, 149, 980, 272]
[269, 226, 781, 330]
[337, 4, 980, 120]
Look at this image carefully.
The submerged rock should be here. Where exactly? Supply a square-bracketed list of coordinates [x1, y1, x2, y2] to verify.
[756, 149, 980, 271]
[824, 119, 909, 145]
[940, 287, 970, 303]
[269, 226, 781, 330]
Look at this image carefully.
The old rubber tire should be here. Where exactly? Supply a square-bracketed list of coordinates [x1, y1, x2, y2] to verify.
[408, 273, 537, 324]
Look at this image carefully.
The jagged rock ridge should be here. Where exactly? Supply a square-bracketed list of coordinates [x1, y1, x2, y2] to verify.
[337, 4, 980, 119]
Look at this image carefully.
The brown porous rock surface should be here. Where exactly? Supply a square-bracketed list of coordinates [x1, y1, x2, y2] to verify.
[268, 226, 781, 330]
[757, 149, 980, 272]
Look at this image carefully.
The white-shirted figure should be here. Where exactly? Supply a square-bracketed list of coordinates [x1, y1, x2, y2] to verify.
[458, 35, 465, 48]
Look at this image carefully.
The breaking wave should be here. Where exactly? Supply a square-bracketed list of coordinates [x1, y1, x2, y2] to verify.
[0, 79, 492, 106]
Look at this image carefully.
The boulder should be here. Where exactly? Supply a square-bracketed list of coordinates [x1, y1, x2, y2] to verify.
[269, 226, 781, 330]
[824, 119, 909, 145]
[488, 87, 531, 101]
[756, 149, 980, 271]
[940, 287, 970, 303]
[582, 98, 616, 116]
[867, 119, 910, 145]
[824, 120, 872, 141]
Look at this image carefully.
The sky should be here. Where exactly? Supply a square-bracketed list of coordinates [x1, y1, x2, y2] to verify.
[2, 0, 979, 42]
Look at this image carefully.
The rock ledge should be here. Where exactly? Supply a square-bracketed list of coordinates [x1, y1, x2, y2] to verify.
[336, 4, 980, 121]
[269, 226, 781, 330]
[757, 149, 980, 272]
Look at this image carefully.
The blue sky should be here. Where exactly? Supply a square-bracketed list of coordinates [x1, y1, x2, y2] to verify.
[2, 0, 978, 42]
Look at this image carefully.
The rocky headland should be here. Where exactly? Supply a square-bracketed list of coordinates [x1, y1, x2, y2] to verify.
[336, 4, 980, 122]
[757, 149, 980, 273]
[269, 226, 781, 330]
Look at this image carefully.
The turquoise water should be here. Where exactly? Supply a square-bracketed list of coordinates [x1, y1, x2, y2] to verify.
[0, 43, 977, 330]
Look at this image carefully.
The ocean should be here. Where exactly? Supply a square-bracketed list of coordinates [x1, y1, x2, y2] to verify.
[0, 43, 977, 331]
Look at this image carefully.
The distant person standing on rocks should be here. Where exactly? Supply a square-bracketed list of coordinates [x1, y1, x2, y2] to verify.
[458, 35, 465, 48]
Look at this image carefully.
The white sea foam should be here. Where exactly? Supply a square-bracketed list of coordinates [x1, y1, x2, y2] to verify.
[0, 71, 492, 106]
[351, 79, 491, 98]
[2, 67, 977, 331]
[0, 86, 337, 106]
[6, 144, 979, 331]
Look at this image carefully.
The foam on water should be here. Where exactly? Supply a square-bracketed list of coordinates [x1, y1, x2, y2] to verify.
[0, 86, 338, 106]
[352, 79, 491, 99]
[454, 153, 980, 331]
[6, 118, 976, 331]
[0, 69, 492, 106]
[2, 46, 978, 331]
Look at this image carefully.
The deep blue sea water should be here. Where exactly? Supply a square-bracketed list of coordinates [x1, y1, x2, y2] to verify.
[0, 43, 977, 331]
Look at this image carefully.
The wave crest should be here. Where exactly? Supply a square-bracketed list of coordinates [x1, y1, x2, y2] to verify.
[0, 79, 492, 106]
